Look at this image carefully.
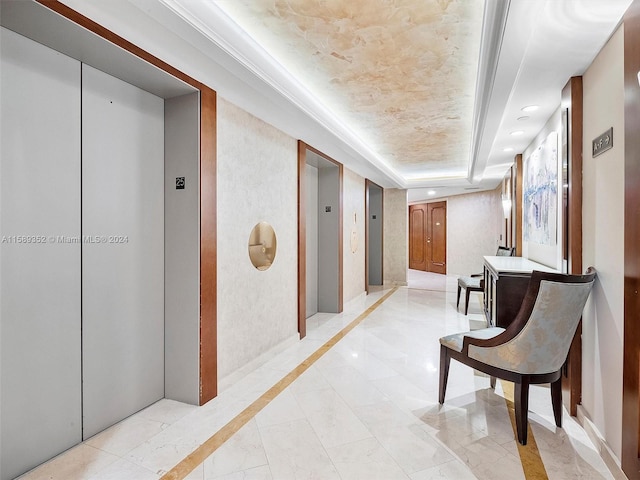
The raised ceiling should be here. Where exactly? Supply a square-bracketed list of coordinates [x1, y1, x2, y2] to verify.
[214, 0, 484, 181]
[145, 0, 631, 199]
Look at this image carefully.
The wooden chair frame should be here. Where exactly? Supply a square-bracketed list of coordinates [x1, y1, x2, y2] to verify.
[440, 267, 596, 445]
[456, 246, 515, 315]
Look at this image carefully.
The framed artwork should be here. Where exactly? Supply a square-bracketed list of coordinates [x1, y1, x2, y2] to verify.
[523, 132, 558, 245]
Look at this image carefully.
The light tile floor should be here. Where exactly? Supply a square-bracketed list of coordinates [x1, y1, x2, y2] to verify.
[18, 272, 615, 480]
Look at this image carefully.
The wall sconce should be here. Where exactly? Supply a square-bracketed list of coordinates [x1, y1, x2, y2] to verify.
[248, 222, 277, 270]
[502, 195, 512, 218]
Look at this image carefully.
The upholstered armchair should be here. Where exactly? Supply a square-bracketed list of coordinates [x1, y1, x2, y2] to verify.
[456, 246, 515, 314]
[440, 267, 596, 445]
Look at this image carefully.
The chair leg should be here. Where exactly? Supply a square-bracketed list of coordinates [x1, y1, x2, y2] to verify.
[490, 376, 496, 389]
[551, 376, 563, 428]
[464, 289, 471, 315]
[439, 345, 451, 404]
[456, 285, 461, 310]
[514, 379, 530, 445]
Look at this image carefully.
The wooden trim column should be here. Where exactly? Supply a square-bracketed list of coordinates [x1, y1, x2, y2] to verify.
[561, 76, 583, 417]
[365, 181, 370, 294]
[199, 88, 217, 404]
[297, 141, 307, 339]
[380, 188, 384, 285]
[510, 165, 516, 248]
[515, 154, 523, 256]
[38, 0, 218, 405]
[623, 2, 640, 476]
[338, 165, 344, 312]
[501, 172, 514, 248]
[563, 77, 584, 277]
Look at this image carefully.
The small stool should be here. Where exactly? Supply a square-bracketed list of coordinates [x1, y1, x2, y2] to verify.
[456, 276, 484, 315]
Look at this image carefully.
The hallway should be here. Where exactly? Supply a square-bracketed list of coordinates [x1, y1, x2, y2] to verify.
[19, 272, 613, 479]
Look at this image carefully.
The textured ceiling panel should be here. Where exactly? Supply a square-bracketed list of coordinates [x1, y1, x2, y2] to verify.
[216, 0, 484, 178]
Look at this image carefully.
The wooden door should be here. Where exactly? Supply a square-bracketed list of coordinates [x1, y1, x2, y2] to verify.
[409, 204, 427, 270]
[427, 202, 447, 274]
[409, 202, 447, 273]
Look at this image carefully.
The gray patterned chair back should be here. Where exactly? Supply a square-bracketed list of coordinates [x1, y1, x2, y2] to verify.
[496, 246, 515, 256]
[466, 274, 595, 374]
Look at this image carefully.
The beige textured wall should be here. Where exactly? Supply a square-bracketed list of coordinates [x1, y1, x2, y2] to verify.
[383, 188, 408, 285]
[581, 25, 624, 460]
[343, 168, 366, 303]
[217, 98, 298, 383]
[446, 188, 503, 275]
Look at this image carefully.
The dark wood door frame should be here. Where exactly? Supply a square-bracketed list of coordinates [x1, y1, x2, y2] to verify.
[38, 0, 218, 405]
[623, 2, 640, 476]
[515, 154, 523, 256]
[426, 201, 447, 274]
[297, 141, 344, 339]
[409, 204, 427, 271]
[505, 168, 516, 249]
[297, 143, 307, 339]
[561, 76, 583, 417]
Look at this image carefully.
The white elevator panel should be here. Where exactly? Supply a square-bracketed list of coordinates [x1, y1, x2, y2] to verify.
[0, 27, 82, 480]
[305, 165, 319, 318]
[81, 64, 165, 439]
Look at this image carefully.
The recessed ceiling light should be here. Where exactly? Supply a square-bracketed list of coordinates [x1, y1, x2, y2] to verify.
[517, 116, 530, 121]
[503, 147, 514, 152]
[522, 105, 539, 112]
[427, 190, 436, 196]
[510, 130, 524, 136]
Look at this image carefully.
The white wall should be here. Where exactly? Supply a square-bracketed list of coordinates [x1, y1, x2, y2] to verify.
[217, 98, 298, 385]
[581, 25, 625, 461]
[383, 188, 408, 285]
[343, 168, 366, 303]
[446, 187, 503, 275]
[521, 109, 563, 270]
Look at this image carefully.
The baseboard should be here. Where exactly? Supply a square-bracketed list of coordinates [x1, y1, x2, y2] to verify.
[383, 280, 408, 287]
[576, 405, 627, 480]
[217, 333, 300, 393]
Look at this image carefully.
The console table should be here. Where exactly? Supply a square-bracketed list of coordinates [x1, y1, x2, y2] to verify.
[483, 256, 559, 328]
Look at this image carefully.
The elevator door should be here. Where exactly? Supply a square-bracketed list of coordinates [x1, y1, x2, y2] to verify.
[81, 64, 165, 438]
[1, 27, 82, 480]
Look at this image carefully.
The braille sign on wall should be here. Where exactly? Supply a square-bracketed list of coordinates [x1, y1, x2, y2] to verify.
[176, 177, 185, 190]
[592, 127, 613, 158]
